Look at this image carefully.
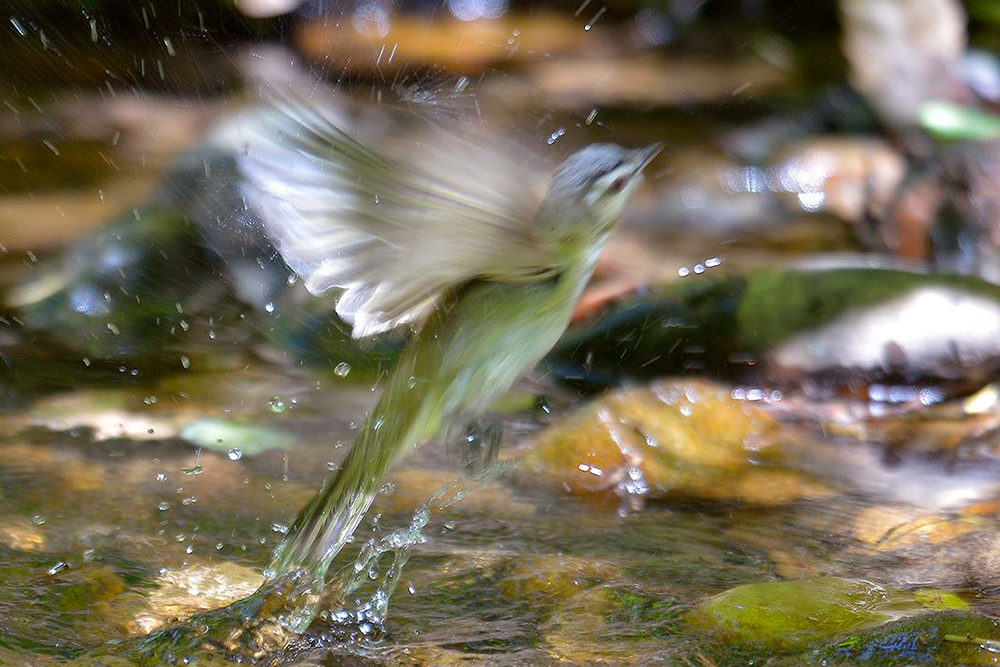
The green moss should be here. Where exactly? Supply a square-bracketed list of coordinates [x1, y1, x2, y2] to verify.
[605, 588, 686, 639]
[809, 611, 1000, 666]
[688, 577, 959, 651]
[736, 268, 1000, 350]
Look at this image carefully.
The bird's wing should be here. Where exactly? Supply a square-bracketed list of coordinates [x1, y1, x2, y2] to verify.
[238, 87, 556, 338]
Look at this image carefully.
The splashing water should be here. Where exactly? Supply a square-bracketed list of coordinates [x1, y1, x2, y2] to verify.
[273, 460, 518, 637]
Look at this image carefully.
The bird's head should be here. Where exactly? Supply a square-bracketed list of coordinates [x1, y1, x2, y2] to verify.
[537, 143, 660, 252]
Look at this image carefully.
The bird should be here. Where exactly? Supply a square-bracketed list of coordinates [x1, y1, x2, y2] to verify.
[238, 83, 659, 631]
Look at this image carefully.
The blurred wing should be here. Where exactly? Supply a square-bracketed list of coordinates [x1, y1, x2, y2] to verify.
[239, 88, 554, 338]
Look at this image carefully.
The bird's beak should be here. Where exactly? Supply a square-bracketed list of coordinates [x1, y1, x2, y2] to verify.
[632, 142, 663, 174]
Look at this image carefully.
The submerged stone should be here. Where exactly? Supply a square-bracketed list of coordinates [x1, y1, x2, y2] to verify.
[126, 562, 264, 635]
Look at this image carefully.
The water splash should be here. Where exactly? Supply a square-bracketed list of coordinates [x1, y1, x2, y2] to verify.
[280, 460, 517, 639]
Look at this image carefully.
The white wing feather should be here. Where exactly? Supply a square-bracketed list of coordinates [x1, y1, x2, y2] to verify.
[239, 87, 555, 338]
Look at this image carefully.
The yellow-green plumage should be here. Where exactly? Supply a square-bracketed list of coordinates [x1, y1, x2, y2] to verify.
[238, 84, 658, 631]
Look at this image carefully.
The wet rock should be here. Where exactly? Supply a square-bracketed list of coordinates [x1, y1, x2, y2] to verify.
[841, 0, 970, 127]
[853, 504, 993, 551]
[1, 203, 237, 397]
[884, 139, 1000, 284]
[774, 610, 1000, 666]
[628, 150, 783, 236]
[297, 11, 599, 75]
[0, 441, 106, 493]
[688, 577, 965, 650]
[513, 54, 788, 109]
[126, 561, 264, 634]
[521, 379, 832, 504]
[497, 555, 615, 605]
[771, 136, 907, 224]
[543, 588, 682, 666]
[551, 266, 1000, 394]
[53, 562, 128, 612]
[629, 136, 905, 251]
[375, 467, 535, 518]
[180, 418, 296, 458]
[26, 389, 181, 441]
[865, 529, 1000, 591]
[0, 519, 46, 552]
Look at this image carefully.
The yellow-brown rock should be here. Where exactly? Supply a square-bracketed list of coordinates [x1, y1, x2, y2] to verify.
[521, 379, 833, 504]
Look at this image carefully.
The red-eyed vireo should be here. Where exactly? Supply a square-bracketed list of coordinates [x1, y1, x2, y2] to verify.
[239, 86, 659, 631]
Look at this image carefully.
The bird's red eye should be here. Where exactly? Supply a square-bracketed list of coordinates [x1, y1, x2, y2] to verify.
[610, 176, 627, 193]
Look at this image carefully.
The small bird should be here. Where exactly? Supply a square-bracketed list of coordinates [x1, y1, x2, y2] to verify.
[239, 85, 659, 631]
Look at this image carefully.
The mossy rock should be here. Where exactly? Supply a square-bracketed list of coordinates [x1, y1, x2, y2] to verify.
[688, 577, 968, 651]
[497, 555, 616, 605]
[774, 611, 1000, 666]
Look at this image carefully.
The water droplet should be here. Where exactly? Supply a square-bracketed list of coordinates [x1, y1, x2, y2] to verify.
[267, 397, 285, 413]
[286, 274, 298, 286]
[158, 501, 171, 511]
[181, 465, 203, 476]
[155, 472, 167, 482]
[143, 395, 157, 405]
[180, 355, 191, 369]
[82, 357, 91, 367]
[48, 561, 68, 575]
[334, 362, 351, 377]
[181, 496, 197, 505]
[264, 302, 275, 314]
[106, 322, 120, 335]
[271, 522, 289, 534]
[31, 514, 46, 525]
[178, 319, 189, 332]
[547, 128, 566, 145]
[228, 448, 243, 461]
[185, 545, 194, 554]
[677, 267, 691, 277]
[705, 256, 722, 268]
[407, 376, 417, 389]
